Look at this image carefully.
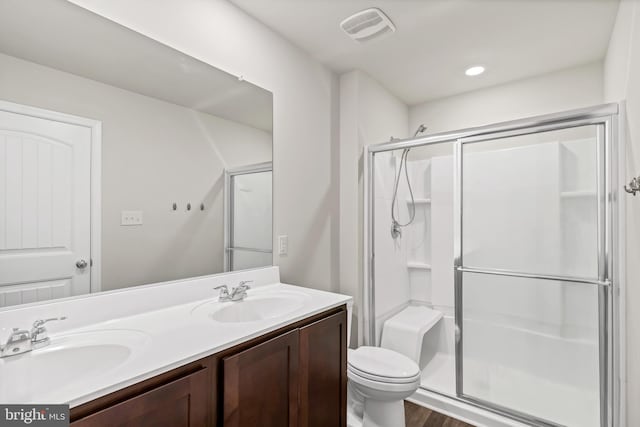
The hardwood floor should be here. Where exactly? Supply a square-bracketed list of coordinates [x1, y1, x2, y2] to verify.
[405, 401, 476, 427]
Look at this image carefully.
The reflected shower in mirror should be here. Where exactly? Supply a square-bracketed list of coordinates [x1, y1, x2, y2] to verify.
[0, 0, 273, 308]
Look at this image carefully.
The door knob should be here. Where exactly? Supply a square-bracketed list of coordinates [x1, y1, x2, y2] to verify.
[75, 259, 88, 269]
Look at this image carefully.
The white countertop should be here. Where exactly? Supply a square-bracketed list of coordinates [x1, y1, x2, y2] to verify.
[0, 268, 352, 407]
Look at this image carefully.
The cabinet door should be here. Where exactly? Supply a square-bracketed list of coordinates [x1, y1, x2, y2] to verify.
[71, 367, 209, 427]
[223, 330, 299, 427]
[299, 310, 347, 427]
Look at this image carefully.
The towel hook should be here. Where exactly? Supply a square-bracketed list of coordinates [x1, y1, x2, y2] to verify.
[624, 176, 640, 196]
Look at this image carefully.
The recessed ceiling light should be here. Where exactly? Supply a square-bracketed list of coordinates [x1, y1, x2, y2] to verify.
[465, 66, 485, 76]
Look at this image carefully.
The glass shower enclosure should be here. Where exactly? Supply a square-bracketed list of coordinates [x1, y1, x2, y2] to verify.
[224, 162, 273, 271]
[363, 104, 622, 427]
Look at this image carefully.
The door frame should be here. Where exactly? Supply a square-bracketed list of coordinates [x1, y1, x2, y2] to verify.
[0, 99, 102, 293]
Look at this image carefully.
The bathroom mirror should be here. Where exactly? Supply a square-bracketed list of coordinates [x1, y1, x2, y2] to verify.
[0, 0, 273, 308]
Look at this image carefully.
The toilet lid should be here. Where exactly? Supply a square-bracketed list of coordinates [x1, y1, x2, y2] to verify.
[348, 346, 420, 382]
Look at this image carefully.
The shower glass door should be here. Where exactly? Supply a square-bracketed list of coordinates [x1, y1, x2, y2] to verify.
[457, 124, 608, 427]
[224, 163, 273, 271]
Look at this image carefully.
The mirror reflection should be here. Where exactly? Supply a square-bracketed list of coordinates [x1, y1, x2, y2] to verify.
[0, 0, 273, 307]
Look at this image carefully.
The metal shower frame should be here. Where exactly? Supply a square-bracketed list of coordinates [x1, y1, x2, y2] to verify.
[363, 103, 624, 427]
[223, 161, 273, 272]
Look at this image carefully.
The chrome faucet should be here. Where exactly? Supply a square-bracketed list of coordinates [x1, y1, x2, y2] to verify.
[0, 327, 31, 358]
[214, 281, 253, 302]
[230, 281, 252, 301]
[0, 317, 66, 358]
[31, 317, 66, 349]
[214, 285, 232, 302]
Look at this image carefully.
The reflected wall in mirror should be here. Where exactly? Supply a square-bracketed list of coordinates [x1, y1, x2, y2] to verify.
[0, 0, 273, 308]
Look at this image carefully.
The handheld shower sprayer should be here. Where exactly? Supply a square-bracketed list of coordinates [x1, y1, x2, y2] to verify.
[414, 124, 427, 136]
[390, 124, 427, 239]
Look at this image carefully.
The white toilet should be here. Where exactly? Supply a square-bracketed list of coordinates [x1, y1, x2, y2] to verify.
[347, 346, 421, 427]
[347, 305, 442, 427]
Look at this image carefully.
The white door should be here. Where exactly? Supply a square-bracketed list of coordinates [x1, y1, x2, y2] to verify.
[0, 106, 93, 307]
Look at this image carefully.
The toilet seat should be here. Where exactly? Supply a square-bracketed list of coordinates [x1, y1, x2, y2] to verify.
[348, 364, 421, 384]
[348, 366, 421, 393]
[348, 346, 420, 385]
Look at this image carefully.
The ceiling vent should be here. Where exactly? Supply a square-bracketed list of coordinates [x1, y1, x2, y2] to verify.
[340, 8, 395, 42]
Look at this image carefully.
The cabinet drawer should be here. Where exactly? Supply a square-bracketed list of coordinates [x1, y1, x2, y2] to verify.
[71, 367, 209, 427]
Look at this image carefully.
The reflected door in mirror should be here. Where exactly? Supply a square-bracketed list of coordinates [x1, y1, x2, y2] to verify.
[0, 104, 94, 307]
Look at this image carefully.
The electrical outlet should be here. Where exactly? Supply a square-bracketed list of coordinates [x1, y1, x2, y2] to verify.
[278, 235, 288, 256]
[121, 210, 143, 226]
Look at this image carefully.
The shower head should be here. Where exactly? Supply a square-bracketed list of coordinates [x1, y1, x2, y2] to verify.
[414, 124, 427, 137]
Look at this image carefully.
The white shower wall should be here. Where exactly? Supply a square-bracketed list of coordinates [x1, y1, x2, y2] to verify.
[376, 138, 598, 310]
[373, 150, 411, 342]
[373, 149, 452, 340]
[430, 156, 455, 311]
[373, 149, 457, 332]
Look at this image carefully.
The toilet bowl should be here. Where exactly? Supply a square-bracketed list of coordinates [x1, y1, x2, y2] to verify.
[347, 346, 420, 427]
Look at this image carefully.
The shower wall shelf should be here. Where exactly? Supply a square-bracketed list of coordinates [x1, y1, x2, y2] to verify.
[407, 198, 431, 204]
[407, 262, 431, 270]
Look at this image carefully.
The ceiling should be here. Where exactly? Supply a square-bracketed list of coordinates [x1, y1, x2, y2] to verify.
[229, 0, 620, 105]
[0, 0, 273, 131]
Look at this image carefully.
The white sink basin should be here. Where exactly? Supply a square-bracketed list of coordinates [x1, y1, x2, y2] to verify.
[192, 290, 310, 323]
[0, 329, 150, 403]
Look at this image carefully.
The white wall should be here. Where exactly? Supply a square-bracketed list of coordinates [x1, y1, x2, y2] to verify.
[339, 70, 408, 345]
[0, 52, 271, 291]
[410, 62, 604, 134]
[604, 1, 640, 425]
[68, 0, 340, 293]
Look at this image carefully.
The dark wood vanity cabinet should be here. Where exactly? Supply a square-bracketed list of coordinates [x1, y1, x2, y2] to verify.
[70, 305, 347, 427]
[222, 330, 300, 426]
[70, 367, 210, 427]
[298, 311, 347, 427]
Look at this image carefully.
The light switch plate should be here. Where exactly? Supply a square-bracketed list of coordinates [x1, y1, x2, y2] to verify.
[121, 210, 143, 226]
[278, 235, 288, 256]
